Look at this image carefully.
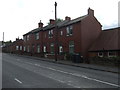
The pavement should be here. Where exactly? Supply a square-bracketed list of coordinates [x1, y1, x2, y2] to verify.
[12, 53, 119, 74]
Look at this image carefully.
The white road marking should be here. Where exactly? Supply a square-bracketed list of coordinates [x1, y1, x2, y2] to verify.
[16, 59, 20, 61]
[35, 64, 40, 66]
[15, 78, 22, 84]
[57, 79, 65, 83]
[67, 83, 81, 88]
[68, 81, 72, 83]
[83, 77, 120, 87]
[48, 76, 77, 88]
[26, 62, 33, 65]
[25, 61, 120, 87]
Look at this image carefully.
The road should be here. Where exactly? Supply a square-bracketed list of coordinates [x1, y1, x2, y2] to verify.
[2, 53, 119, 88]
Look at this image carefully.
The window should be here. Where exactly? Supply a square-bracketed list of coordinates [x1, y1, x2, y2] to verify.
[48, 30, 53, 38]
[60, 31, 63, 36]
[50, 43, 54, 53]
[27, 46, 30, 52]
[35, 33, 39, 40]
[32, 45, 34, 50]
[20, 46, 22, 50]
[66, 25, 73, 36]
[37, 45, 40, 53]
[23, 36, 26, 42]
[98, 52, 103, 57]
[16, 46, 19, 50]
[59, 45, 63, 53]
[69, 41, 74, 54]
[108, 52, 116, 57]
[43, 46, 47, 53]
[27, 35, 30, 41]
[24, 46, 26, 51]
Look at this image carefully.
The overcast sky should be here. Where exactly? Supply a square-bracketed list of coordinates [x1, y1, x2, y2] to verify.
[0, 0, 119, 41]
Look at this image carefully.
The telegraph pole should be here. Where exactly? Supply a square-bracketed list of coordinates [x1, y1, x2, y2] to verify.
[2, 32, 4, 46]
[55, 2, 58, 61]
[3, 32, 4, 42]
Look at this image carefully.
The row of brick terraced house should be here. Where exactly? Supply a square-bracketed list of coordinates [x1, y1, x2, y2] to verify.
[3, 8, 120, 60]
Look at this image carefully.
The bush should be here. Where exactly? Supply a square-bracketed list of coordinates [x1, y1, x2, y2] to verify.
[63, 52, 73, 61]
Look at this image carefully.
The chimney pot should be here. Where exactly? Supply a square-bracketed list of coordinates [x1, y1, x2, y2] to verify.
[38, 20, 43, 28]
[16, 38, 19, 41]
[65, 16, 71, 21]
[88, 8, 94, 16]
[50, 19, 55, 24]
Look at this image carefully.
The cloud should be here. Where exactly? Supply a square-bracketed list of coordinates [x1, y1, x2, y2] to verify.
[0, 0, 119, 41]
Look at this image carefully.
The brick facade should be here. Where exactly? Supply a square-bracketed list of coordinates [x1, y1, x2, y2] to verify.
[21, 8, 102, 59]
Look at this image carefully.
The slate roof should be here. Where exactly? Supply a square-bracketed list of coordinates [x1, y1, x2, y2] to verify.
[43, 24, 55, 31]
[23, 14, 88, 36]
[60, 15, 88, 27]
[89, 27, 120, 52]
[43, 15, 88, 30]
[23, 27, 42, 36]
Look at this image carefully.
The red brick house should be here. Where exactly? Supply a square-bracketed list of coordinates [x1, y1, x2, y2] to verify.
[2, 38, 23, 54]
[89, 27, 120, 57]
[12, 38, 23, 54]
[23, 20, 44, 56]
[22, 8, 102, 59]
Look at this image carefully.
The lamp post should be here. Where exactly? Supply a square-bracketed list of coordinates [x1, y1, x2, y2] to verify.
[55, 2, 58, 61]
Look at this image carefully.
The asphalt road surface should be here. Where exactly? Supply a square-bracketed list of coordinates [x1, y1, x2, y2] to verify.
[2, 53, 120, 88]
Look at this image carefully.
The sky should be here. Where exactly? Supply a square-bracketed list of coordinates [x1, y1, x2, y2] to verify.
[0, 0, 119, 42]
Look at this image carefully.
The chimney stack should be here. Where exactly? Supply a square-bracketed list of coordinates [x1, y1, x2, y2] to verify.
[38, 20, 43, 28]
[16, 37, 19, 41]
[50, 19, 55, 24]
[88, 8, 94, 16]
[65, 16, 71, 21]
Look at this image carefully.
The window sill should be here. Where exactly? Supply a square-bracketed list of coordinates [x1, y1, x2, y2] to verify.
[66, 34, 72, 36]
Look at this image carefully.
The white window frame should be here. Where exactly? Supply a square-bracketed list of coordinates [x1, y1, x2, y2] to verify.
[48, 29, 53, 38]
[50, 43, 54, 53]
[69, 41, 74, 54]
[20, 46, 22, 50]
[108, 52, 116, 57]
[60, 31, 63, 36]
[59, 46, 63, 53]
[43, 46, 47, 53]
[24, 46, 26, 51]
[37, 45, 40, 53]
[27, 35, 29, 41]
[66, 25, 73, 36]
[66, 27, 69, 36]
[23, 36, 26, 42]
[69, 25, 73, 35]
[98, 52, 103, 57]
[16, 46, 19, 50]
[35, 33, 39, 40]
